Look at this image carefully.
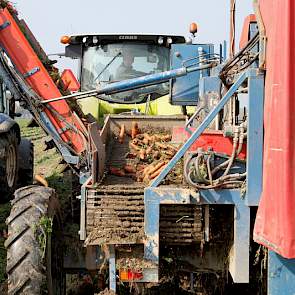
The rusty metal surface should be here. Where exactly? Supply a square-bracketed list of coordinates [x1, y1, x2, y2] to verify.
[88, 122, 105, 183]
[160, 205, 203, 244]
[85, 190, 144, 245]
[85, 188, 204, 246]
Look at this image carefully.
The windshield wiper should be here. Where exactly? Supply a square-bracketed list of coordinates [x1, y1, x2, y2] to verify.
[94, 51, 122, 82]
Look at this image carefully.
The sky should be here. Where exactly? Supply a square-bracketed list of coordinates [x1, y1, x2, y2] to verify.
[14, 0, 254, 72]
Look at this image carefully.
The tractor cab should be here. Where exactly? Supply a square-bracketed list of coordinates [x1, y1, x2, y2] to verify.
[63, 34, 186, 119]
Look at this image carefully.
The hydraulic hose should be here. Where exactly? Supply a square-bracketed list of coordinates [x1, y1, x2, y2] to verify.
[184, 122, 247, 190]
[222, 127, 239, 177]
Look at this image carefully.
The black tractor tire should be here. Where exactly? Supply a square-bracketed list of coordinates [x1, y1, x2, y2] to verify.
[5, 186, 64, 295]
[17, 139, 34, 187]
[0, 130, 18, 201]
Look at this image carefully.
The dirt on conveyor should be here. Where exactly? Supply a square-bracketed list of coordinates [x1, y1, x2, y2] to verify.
[96, 289, 116, 295]
[85, 121, 185, 246]
[85, 192, 144, 246]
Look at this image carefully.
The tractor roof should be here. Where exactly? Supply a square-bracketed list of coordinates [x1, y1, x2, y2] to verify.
[67, 34, 186, 47]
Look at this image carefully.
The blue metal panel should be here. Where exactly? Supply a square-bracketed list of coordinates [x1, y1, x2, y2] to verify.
[268, 251, 295, 295]
[223, 40, 227, 61]
[246, 70, 264, 206]
[143, 188, 193, 283]
[79, 185, 87, 240]
[199, 189, 240, 205]
[229, 200, 250, 283]
[248, 23, 259, 67]
[109, 245, 116, 292]
[150, 71, 248, 187]
[250, 23, 258, 40]
[199, 76, 221, 96]
[144, 200, 160, 264]
[170, 44, 214, 105]
[143, 199, 160, 283]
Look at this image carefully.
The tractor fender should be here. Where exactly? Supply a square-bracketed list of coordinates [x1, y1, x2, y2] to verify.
[0, 113, 21, 144]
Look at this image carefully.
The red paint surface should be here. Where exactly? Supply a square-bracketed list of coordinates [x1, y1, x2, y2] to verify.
[61, 69, 80, 92]
[239, 14, 256, 49]
[120, 270, 143, 281]
[253, 0, 295, 258]
[0, 9, 86, 154]
[172, 128, 246, 160]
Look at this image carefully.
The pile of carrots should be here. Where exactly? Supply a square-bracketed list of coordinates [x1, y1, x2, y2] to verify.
[109, 122, 179, 183]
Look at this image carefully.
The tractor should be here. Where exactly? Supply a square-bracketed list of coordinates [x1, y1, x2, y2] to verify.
[0, 80, 33, 199]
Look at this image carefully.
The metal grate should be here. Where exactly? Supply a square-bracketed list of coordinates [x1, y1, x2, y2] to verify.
[86, 188, 204, 246]
[160, 205, 203, 244]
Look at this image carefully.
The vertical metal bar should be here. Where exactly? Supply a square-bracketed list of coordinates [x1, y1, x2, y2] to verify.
[109, 245, 116, 292]
[190, 273, 194, 291]
[246, 70, 264, 206]
[253, 0, 267, 70]
[223, 40, 227, 60]
[144, 190, 160, 282]
[150, 72, 248, 187]
[144, 201, 160, 264]
[229, 201, 250, 283]
[204, 205, 210, 242]
[79, 185, 86, 240]
[230, 0, 236, 58]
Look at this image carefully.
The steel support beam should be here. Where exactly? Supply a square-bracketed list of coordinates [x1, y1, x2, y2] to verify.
[143, 188, 192, 282]
[109, 245, 116, 292]
[246, 69, 264, 206]
[229, 200, 250, 283]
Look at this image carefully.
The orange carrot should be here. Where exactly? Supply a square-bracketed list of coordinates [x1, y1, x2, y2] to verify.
[160, 134, 172, 142]
[129, 142, 140, 151]
[137, 164, 146, 171]
[109, 167, 125, 177]
[164, 150, 175, 157]
[139, 149, 146, 160]
[143, 175, 151, 184]
[119, 124, 125, 143]
[35, 174, 48, 187]
[148, 161, 166, 175]
[150, 165, 167, 179]
[155, 142, 167, 149]
[143, 165, 152, 175]
[132, 138, 140, 145]
[146, 146, 153, 154]
[166, 144, 178, 152]
[124, 164, 136, 174]
[143, 133, 153, 141]
[131, 122, 140, 139]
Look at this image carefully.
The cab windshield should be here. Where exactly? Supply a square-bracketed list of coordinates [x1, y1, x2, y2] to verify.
[81, 43, 170, 103]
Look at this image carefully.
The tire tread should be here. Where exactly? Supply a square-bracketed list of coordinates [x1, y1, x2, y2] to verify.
[6, 185, 61, 295]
